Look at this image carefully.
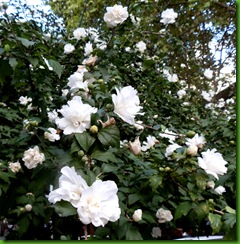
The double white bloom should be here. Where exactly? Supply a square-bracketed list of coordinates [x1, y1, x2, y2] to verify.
[55, 96, 97, 135]
[160, 8, 178, 25]
[156, 208, 173, 223]
[104, 4, 129, 28]
[48, 166, 121, 227]
[198, 148, 228, 179]
[22, 146, 45, 169]
[112, 86, 143, 125]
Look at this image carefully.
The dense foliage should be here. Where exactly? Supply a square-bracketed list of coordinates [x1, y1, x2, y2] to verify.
[0, 0, 236, 240]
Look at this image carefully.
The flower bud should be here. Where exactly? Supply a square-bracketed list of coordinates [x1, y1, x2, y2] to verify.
[186, 144, 198, 156]
[132, 209, 142, 222]
[129, 137, 141, 156]
[186, 131, 196, 138]
[4, 44, 11, 53]
[206, 181, 215, 189]
[78, 150, 85, 157]
[89, 125, 98, 134]
[81, 155, 88, 163]
[165, 167, 171, 172]
[97, 79, 104, 83]
[88, 83, 94, 90]
[25, 204, 32, 212]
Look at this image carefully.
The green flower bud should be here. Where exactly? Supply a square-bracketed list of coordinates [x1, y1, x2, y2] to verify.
[165, 167, 171, 172]
[90, 125, 98, 134]
[88, 83, 94, 90]
[186, 131, 196, 138]
[159, 167, 165, 172]
[77, 150, 85, 157]
[81, 155, 88, 163]
[4, 44, 11, 53]
[97, 79, 104, 84]
[106, 103, 113, 111]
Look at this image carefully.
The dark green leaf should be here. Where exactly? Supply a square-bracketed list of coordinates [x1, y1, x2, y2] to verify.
[174, 201, 193, 220]
[97, 125, 120, 148]
[128, 193, 141, 205]
[91, 149, 118, 162]
[48, 59, 63, 78]
[52, 200, 77, 217]
[75, 132, 96, 152]
[16, 37, 35, 48]
[208, 213, 222, 235]
[126, 225, 143, 240]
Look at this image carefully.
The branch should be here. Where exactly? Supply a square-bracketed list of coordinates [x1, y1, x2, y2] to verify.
[214, 2, 236, 12]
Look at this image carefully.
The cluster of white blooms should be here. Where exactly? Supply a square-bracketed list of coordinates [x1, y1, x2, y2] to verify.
[47, 109, 59, 123]
[141, 135, 159, 151]
[22, 146, 45, 169]
[204, 69, 213, 79]
[8, 161, 21, 173]
[156, 208, 173, 223]
[55, 96, 97, 135]
[44, 128, 60, 142]
[198, 148, 228, 179]
[136, 40, 146, 53]
[112, 86, 143, 125]
[160, 9, 178, 25]
[103, 4, 129, 28]
[163, 69, 179, 82]
[48, 166, 121, 227]
[201, 90, 214, 102]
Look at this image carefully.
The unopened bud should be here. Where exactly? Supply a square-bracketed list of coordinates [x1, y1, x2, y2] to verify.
[132, 209, 142, 222]
[186, 144, 198, 156]
[165, 167, 171, 172]
[25, 204, 32, 212]
[186, 131, 196, 138]
[89, 125, 98, 134]
[129, 137, 141, 156]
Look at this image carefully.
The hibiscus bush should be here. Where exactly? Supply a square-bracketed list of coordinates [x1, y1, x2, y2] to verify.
[0, 0, 236, 240]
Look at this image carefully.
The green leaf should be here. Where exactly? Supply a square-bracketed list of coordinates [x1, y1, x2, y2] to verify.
[48, 59, 63, 78]
[75, 132, 96, 152]
[142, 212, 156, 224]
[27, 57, 39, 67]
[17, 216, 30, 236]
[222, 213, 236, 229]
[16, 37, 35, 48]
[174, 201, 193, 220]
[128, 193, 141, 205]
[52, 200, 77, 217]
[9, 58, 18, 69]
[97, 125, 120, 148]
[91, 149, 118, 163]
[225, 206, 236, 214]
[126, 225, 143, 240]
[142, 59, 155, 71]
[208, 213, 222, 235]
[149, 175, 162, 191]
[70, 139, 81, 154]
[94, 227, 110, 237]
[101, 163, 119, 173]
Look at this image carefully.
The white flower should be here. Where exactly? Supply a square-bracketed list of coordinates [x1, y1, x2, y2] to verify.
[62, 89, 69, 97]
[77, 180, 121, 227]
[48, 166, 88, 208]
[151, 227, 162, 238]
[201, 90, 213, 102]
[84, 41, 93, 56]
[96, 41, 107, 50]
[25, 204, 32, 212]
[141, 135, 159, 151]
[186, 144, 198, 156]
[134, 120, 144, 130]
[112, 86, 143, 125]
[214, 185, 226, 195]
[47, 109, 59, 123]
[198, 148, 228, 179]
[132, 209, 142, 222]
[55, 96, 97, 135]
[64, 43, 75, 54]
[67, 72, 88, 91]
[206, 181, 215, 189]
[44, 128, 60, 142]
[125, 47, 131, 52]
[165, 143, 181, 159]
[136, 41, 146, 53]
[130, 14, 141, 26]
[156, 208, 173, 223]
[103, 4, 129, 28]
[177, 89, 186, 99]
[186, 133, 206, 149]
[160, 8, 178, 25]
[159, 128, 177, 143]
[8, 161, 21, 173]
[19, 96, 32, 105]
[129, 137, 141, 156]
[73, 27, 87, 40]
[163, 69, 179, 82]
[22, 146, 45, 169]
[204, 69, 213, 79]
[82, 55, 97, 66]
